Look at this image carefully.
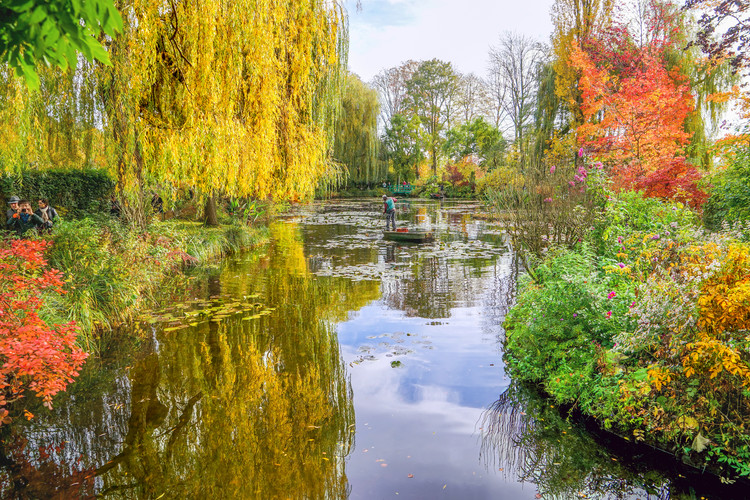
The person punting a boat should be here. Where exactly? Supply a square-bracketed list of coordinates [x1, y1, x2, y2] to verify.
[382, 194, 396, 231]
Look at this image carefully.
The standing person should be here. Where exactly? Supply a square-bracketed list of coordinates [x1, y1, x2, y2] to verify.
[8, 199, 44, 237]
[35, 198, 58, 230]
[6, 196, 20, 222]
[382, 194, 396, 232]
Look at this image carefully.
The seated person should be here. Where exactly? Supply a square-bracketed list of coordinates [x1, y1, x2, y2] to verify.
[8, 199, 44, 237]
[6, 196, 20, 226]
[35, 198, 59, 229]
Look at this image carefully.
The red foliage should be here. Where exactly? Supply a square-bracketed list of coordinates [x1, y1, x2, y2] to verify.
[570, 0, 707, 207]
[0, 239, 87, 422]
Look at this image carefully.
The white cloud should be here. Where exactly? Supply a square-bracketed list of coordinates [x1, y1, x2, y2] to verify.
[345, 0, 555, 82]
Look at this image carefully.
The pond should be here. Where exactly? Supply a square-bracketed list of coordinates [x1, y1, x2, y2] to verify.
[0, 199, 740, 499]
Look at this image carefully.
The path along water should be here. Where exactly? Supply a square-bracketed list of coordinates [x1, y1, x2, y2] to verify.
[0, 200, 735, 499]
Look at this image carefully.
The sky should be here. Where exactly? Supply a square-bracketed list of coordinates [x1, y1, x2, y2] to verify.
[343, 0, 556, 83]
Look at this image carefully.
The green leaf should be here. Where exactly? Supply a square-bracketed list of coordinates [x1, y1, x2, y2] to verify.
[26, 6, 47, 25]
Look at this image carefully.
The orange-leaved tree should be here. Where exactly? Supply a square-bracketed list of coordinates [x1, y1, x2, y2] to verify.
[0, 240, 87, 425]
[571, 43, 705, 205]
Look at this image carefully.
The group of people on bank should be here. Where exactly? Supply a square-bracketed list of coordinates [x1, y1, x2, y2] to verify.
[6, 196, 58, 237]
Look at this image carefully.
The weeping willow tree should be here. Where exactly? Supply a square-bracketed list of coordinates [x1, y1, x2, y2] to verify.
[0, 0, 349, 223]
[99, 0, 348, 222]
[332, 73, 382, 187]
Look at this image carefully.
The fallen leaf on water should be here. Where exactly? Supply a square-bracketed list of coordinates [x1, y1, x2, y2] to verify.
[535, 495, 542, 499]
[407, 474, 414, 478]
[381, 463, 388, 467]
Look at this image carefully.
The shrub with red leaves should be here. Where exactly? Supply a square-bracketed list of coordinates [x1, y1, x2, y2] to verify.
[0, 239, 87, 424]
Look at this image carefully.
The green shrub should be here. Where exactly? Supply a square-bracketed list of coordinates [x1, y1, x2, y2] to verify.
[0, 168, 115, 214]
[703, 149, 750, 233]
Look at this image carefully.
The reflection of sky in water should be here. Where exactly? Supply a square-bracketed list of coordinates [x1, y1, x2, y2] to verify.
[335, 253, 532, 498]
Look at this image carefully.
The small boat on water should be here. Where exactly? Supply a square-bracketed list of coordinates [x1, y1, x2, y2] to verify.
[383, 229, 434, 243]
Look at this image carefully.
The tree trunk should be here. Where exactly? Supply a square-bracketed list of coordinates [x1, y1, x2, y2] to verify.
[204, 195, 220, 226]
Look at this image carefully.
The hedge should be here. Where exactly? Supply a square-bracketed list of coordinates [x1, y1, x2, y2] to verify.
[0, 169, 115, 213]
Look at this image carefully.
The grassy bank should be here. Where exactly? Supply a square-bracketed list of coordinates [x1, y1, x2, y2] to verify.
[39, 216, 269, 351]
[503, 191, 750, 479]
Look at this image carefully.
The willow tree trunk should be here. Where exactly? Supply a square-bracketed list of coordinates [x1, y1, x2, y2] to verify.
[204, 195, 220, 226]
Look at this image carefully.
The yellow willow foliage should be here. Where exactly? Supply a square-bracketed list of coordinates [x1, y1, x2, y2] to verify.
[102, 0, 347, 200]
[0, 70, 40, 170]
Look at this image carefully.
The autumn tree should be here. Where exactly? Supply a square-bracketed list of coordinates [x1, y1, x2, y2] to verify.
[403, 59, 460, 175]
[333, 73, 383, 186]
[550, 0, 614, 126]
[0, 0, 349, 225]
[571, 42, 704, 203]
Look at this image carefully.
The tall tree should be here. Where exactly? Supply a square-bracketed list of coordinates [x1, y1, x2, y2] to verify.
[571, 42, 704, 204]
[371, 61, 419, 131]
[403, 59, 460, 175]
[550, 0, 614, 125]
[456, 73, 488, 125]
[333, 74, 382, 185]
[442, 117, 506, 169]
[488, 32, 547, 170]
[382, 113, 423, 183]
[0, 0, 349, 225]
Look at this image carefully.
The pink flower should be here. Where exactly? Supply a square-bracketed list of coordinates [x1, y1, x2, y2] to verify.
[594, 162, 603, 170]
[606, 311, 612, 319]
[573, 313, 578, 318]
[630, 301, 636, 308]
[578, 148, 584, 157]
[550, 165, 556, 174]
[617, 236, 623, 244]
[617, 262, 626, 268]
[568, 181, 575, 187]
[607, 291, 616, 300]
[543, 197, 553, 203]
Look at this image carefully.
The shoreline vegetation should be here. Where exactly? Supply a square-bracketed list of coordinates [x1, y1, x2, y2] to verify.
[499, 179, 750, 481]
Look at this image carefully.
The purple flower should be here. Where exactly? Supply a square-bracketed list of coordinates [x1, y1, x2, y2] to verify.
[617, 262, 626, 268]
[573, 313, 578, 318]
[544, 197, 553, 202]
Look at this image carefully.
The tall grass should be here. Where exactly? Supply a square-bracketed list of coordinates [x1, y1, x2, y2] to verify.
[41, 216, 268, 352]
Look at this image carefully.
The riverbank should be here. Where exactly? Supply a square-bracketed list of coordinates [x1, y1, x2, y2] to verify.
[503, 191, 750, 480]
[40, 217, 269, 350]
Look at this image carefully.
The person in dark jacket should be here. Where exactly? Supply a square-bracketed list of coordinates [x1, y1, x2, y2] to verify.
[35, 198, 59, 230]
[6, 195, 20, 223]
[8, 200, 44, 237]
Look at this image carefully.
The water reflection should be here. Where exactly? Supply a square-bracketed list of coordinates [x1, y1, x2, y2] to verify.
[0, 199, 737, 499]
[1, 221, 379, 498]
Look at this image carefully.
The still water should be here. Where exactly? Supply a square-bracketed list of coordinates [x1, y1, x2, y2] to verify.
[0, 200, 736, 499]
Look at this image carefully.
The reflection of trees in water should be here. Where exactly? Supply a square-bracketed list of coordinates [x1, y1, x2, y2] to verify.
[479, 383, 673, 500]
[381, 251, 508, 319]
[480, 251, 518, 340]
[0, 222, 379, 499]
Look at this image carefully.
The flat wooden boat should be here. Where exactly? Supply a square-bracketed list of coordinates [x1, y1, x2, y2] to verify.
[383, 230, 434, 243]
